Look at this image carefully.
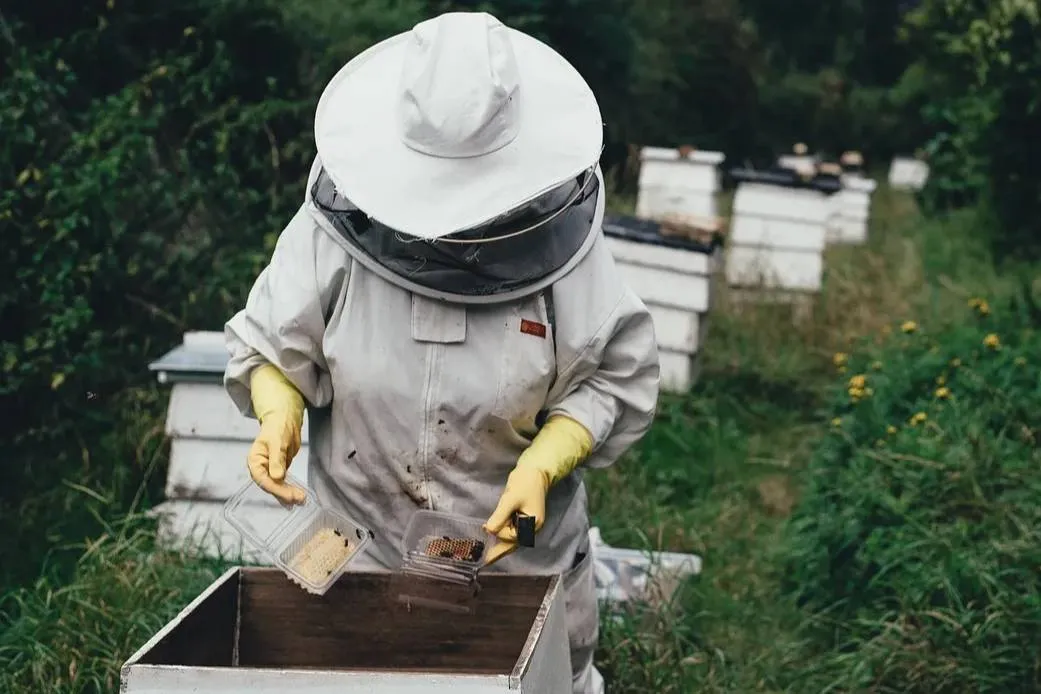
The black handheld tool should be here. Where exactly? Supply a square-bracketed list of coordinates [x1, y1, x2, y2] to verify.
[513, 512, 537, 548]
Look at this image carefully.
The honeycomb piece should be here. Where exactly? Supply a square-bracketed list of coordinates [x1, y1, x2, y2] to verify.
[423, 536, 485, 563]
[289, 528, 353, 587]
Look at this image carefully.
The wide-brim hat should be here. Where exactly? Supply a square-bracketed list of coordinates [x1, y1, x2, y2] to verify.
[314, 12, 604, 241]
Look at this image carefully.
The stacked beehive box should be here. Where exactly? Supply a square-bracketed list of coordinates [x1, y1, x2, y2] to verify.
[603, 216, 717, 393]
[724, 177, 832, 318]
[826, 174, 878, 245]
[635, 146, 725, 220]
[888, 156, 930, 191]
[147, 331, 311, 561]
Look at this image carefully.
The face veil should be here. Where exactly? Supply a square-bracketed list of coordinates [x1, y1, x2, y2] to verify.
[310, 166, 601, 301]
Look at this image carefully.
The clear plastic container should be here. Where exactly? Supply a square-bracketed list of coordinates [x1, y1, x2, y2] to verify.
[393, 510, 498, 613]
[223, 474, 371, 596]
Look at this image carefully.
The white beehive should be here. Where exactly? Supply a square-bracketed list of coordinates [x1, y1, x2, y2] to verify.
[636, 146, 725, 221]
[603, 217, 716, 393]
[777, 154, 817, 176]
[724, 182, 830, 293]
[147, 331, 310, 562]
[826, 174, 878, 245]
[888, 156, 930, 191]
[120, 568, 572, 693]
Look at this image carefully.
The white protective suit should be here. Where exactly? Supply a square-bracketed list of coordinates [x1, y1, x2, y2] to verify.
[224, 156, 661, 693]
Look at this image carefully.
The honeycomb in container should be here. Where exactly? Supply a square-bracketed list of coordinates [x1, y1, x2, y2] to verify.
[423, 536, 485, 563]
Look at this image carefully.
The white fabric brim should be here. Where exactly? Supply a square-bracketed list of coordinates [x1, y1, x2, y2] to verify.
[314, 28, 604, 240]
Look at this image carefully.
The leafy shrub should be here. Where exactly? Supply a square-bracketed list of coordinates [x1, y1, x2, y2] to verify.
[783, 300, 1041, 692]
[903, 0, 1041, 262]
[0, 0, 421, 589]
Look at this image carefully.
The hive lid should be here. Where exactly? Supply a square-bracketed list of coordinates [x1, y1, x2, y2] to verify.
[148, 334, 230, 384]
[727, 166, 843, 195]
[603, 215, 718, 254]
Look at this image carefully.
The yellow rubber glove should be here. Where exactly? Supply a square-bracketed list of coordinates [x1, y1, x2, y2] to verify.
[483, 415, 593, 566]
[247, 363, 307, 505]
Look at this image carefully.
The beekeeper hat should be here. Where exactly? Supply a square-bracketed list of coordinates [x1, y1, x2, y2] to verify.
[313, 11, 604, 241]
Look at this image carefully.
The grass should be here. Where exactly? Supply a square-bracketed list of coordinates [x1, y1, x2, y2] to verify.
[0, 180, 1034, 693]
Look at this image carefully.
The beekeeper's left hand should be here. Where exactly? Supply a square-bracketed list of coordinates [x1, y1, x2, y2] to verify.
[483, 415, 593, 566]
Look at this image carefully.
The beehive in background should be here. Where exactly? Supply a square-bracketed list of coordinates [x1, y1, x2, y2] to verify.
[826, 174, 877, 245]
[636, 146, 725, 220]
[603, 216, 717, 393]
[724, 182, 830, 295]
[147, 331, 310, 562]
[888, 156, 930, 191]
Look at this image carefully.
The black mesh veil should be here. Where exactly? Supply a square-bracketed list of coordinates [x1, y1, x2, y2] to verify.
[310, 166, 600, 298]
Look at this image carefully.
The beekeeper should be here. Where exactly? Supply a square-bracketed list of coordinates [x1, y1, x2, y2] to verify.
[223, 11, 659, 694]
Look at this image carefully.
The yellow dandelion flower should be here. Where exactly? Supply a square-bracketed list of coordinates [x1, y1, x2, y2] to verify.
[968, 298, 981, 308]
[849, 374, 867, 389]
[901, 321, 918, 334]
[833, 352, 849, 366]
[976, 301, 990, 316]
[936, 375, 946, 386]
[909, 412, 927, 426]
[935, 386, 951, 399]
[886, 425, 898, 435]
[983, 334, 1001, 350]
[831, 417, 843, 428]
[950, 358, 962, 368]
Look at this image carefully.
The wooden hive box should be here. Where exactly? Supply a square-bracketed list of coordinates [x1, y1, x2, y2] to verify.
[888, 156, 930, 191]
[826, 174, 878, 245]
[120, 568, 572, 693]
[602, 215, 718, 393]
[724, 182, 830, 294]
[636, 146, 725, 221]
[147, 331, 310, 562]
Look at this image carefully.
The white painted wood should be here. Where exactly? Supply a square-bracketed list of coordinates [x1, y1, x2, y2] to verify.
[646, 304, 701, 354]
[888, 157, 930, 191]
[639, 146, 726, 166]
[165, 382, 310, 444]
[825, 174, 877, 245]
[636, 146, 724, 221]
[731, 183, 831, 224]
[181, 330, 227, 350]
[724, 182, 829, 293]
[658, 350, 702, 394]
[635, 188, 716, 220]
[777, 154, 817, 175]
[151, 499, 274, 564]
[121, 570, 571, 693]
[165, 438, 311, 500]
[613, 262, 710, 313]
[725, 246, 823, 291]
[122, 665, 520, 693]
[605, 236, 714, 276]
[729, 216, 827, 252]
[604, 232, 714, 390]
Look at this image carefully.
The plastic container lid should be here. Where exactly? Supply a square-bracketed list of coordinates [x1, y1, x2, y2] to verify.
[223, 474, 371, 596]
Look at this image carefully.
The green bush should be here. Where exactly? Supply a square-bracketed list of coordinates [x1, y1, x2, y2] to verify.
[783, 300, 1041, 692]
[0, 0, 421, 590]
[903, 0, 1041, 262]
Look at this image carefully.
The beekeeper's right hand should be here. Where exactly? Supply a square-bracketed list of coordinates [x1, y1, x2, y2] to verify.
[248, 363, 307, 505]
